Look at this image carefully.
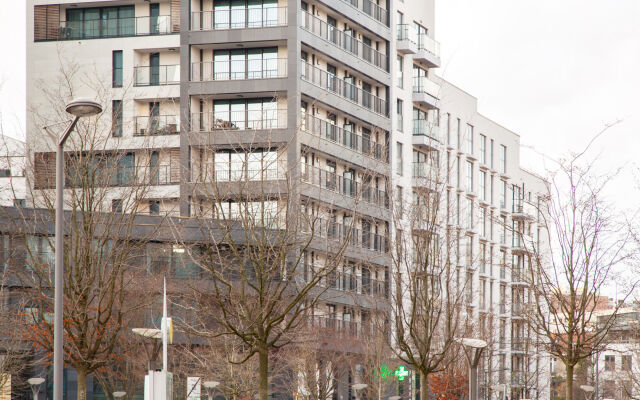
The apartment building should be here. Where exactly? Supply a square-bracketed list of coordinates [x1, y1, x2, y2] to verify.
[25, 0, 549, 398]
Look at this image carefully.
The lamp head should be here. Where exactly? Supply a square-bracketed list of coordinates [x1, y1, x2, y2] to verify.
[352, 383, 368, 391]
[457, 338, 488, 349]
[580, 385, 595, 393]
[132, 328, 162, 339]
[65, 98, 102, 117]
[113, 392, 127, 399]
[28, 378, 45, 386]
[203, 381, 219, 389]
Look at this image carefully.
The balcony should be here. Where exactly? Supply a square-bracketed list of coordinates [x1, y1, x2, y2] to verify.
[301, 163, 389, 209]
[414, 34, 441, 68]
[338, 0, 389, 26]
[301, 113, 388, 163]
[306, 265, 389, 298]
[190, 58, 287, 81]
[301, 61, 389, 117]
[511, 372, 526, 387]
[301, 11, 389, 73]
[412, 76, 440, 109]
[511, 269, 528, 285]
[512, 234, 534, 254]
[307, 315, 360, 338]
[134, 65, 180, 86]
[512, 200, 536, 220]
[36, 15, 173, 41]
[304, 218, 389, 253]
[412, 162, 438, 185]
[512, 338, 528, 352]
[396, 24, 417, 54]
[107, 165, 178, 186]
[194, 160, 287, 183]
[412, 119, 440, 150]
[190, 7, 287, 30]
[134, 115, 180, 136]
[190, 109, 287, 133]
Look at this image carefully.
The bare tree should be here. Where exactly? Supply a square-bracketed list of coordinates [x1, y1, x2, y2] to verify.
[389, 144, 468, 400]
[13, 57, 163, 400]
[179, 130, 363, 400]
[518, 136, 637, 400]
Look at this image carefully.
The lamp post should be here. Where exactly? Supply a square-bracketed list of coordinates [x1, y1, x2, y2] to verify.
[53, 98, 102, 400]
[28, 377, 45, 400]
[203, 381, 219, 400]
[492, 383, 507, 400]
[457, 338, 488, 400]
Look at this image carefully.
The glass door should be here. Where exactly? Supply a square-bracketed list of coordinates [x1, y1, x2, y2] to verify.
[150, 52, 160, 85]
[150, 3, 160, 34]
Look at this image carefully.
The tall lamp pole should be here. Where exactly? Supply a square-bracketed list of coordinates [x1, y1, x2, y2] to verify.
[457, 338, 488, 400]
[53, 98, 102, 400]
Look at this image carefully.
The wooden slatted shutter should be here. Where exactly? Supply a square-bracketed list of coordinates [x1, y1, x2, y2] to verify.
[34, 152, 56, 189]
[34, 5, 59, 41]
[169, 148, 181, 183]
[170, 0, 180, 33]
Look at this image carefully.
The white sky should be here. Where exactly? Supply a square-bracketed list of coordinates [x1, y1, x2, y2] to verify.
[1, 1, 639, 196]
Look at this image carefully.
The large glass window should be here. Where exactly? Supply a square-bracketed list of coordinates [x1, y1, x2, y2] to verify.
[112, 50, 123, 87]
[466, 124, 473, 154]
[213, 48, 278, 80]
[111, 100, 122, 137]
[213, 99, 278, 130]
[66, 6, 134, 39]
[214, 150, 277, 181]
[214, 0, 278, 29]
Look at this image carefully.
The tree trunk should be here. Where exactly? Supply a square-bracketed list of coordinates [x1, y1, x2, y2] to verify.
[420, 372, 429, 400]
[258, 346, 269, 400]
[77, 368, 88, 400]
[566, 364, 574, 400]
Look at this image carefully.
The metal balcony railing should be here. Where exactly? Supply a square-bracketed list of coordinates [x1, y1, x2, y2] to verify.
[301, 11, 388, 72]
[38, 15, 173, 41]
[191, 58, 287, 81]
[413, 76, 440, 98]
[190, 7, 288, 30]
[134, 65, 180, 86]
[134, 115, 180, 136]
[417, 33, 440, 57]
[191, 109, 287, 132]
[307, 315, 360, 337]
[413, 119, 439, 140]
[301, 217, 389, 253]
[301, 113, 388, 162]
[339, 0, 389, 26]
[301, 61, 389, 117]
[301, 163, 389, 208]
[196, 160, 286, 183]
[412, 162, 438, 181]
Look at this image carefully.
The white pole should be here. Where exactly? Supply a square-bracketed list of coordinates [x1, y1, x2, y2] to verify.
[163, 277, 168, 373]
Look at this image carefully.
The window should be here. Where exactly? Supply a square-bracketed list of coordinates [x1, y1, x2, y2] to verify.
[605, 355, 616, 371]
[112, 50, 123, 87]
[456, 118, 461, 149]
[466, 197, 473, 230]
[466, 235, 473, 266]
[480, 242, 486, 273]
[112, 100, 122, 137]
[213, 98, 278, 130]
[213, 0, 280, 29]
[446, 113, 451, 145]
[490, 175, 494, 205]
[66, 5, 135, 39]
[149, 200, 160, 215]
[112, 199, 123, 213]
[0, 170, 9, 177]
[500, 144, 507, 174]
[466, 161, 473, 192]
[622, 355, 632, 371]
[481, 207, 487, 237]
[212, 48, 278, 80]
[490, 139, 494, 169]
[396, 142, 403, 175]
[466, 124, 473, 154]
[397, 99, 403, 131]
[396, 55, 403, 88]
[13, 199, 26, 207]
[480, 134, 486, 164]
[500, 180, 507, 209]
[396, 186, 403, 218]
[466, 271, 473, 303]
[480, 170, 486, 201]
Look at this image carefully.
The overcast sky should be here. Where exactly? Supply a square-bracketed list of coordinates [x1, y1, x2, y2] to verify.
[1, 1, 639, 190]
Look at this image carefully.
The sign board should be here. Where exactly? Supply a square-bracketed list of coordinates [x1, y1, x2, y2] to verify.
[187, 377, 201, 400]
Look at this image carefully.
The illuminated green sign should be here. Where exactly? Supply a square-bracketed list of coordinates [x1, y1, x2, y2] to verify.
[378, 364, 411, 381]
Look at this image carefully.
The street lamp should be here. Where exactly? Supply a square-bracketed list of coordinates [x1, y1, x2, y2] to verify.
[352, 383, 368, 400]
[28, 377, 45, 400]
[388, 396, 402, 400]
[113, 391, 127, 400]
[457, 338, 488, 400]
[203, 381, 219, 400]
[492, 384, 507, 400]
[580, 385, 595, 400]
[52, 98, 102, 400]
[132, 327, 163, 370]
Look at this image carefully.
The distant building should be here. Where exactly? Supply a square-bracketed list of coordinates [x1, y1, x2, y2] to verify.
[0, 135, 26, 207]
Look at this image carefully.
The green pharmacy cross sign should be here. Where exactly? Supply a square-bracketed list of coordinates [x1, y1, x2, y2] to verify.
[378, 364, 410, 382]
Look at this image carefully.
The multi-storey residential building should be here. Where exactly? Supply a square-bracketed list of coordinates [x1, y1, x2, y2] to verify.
[25, 0, 550, 399]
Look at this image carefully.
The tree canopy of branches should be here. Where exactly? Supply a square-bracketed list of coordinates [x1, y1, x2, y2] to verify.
[390, 148, 467, 400]
[522, 140, 637, 400]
